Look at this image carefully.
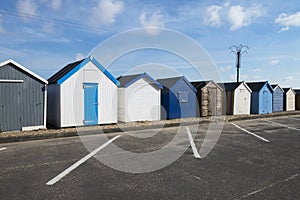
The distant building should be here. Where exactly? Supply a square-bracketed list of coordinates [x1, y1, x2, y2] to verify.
[220, 82, 252, 115]
[47, 56, 119, 128]
[157, 76, 197, 119]
[246, 81, 273, 114]
[117, 73, 162, 122]
[283, 88, 295, 111]
[271, 84, 284, 112]
[191, 80, 223, 117]
[0, 59, 47, 132]
[295, 90, 300, 110]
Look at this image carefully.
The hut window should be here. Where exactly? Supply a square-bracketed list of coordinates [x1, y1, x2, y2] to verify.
[178, 91, 188, 103]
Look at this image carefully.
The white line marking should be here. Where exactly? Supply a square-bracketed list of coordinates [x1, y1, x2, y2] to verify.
[0, 147, 7, 151]
[231, 123, 270, 143]
[262, 119, 300, 132]
[239, 173, 300, 199]
[46, 135, 121, 186]
[186, 127, 201, 159]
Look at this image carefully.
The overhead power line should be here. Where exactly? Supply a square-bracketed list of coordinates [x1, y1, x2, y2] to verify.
[0, 9, 110, 33]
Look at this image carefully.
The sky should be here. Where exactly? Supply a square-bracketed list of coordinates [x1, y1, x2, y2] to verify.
[0, 0, 300, 88]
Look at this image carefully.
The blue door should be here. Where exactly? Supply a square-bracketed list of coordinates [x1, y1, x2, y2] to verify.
[83, 83, 98, 125]
[262, 90, 272, 114]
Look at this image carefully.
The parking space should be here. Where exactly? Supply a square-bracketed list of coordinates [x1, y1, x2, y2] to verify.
[0, 115, 299, 199]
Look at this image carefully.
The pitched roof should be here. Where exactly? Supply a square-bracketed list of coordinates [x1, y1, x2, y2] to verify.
[157, 77, 183, 89]
[246, 81, 273, 92]
[294, 89, 300, 95]
[283, 88, 296, 94]
[222, 82, 241, 91]
[191, 80, 223, 91]
[0, 59, 48, 84]
[48, 59, 83, 84]
[157, 76, 197, 92]
[117, 73, 162, 89]
[271, 84, 277, 89]
[48, 56, 120, 86]
[271, 84, 284, 92]
[191, 81, 208, 89]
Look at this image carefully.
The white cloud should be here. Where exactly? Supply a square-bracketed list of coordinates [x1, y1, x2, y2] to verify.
[16, 0, 38, 19]
[275, 12, 300, 32]
[139, 11, 165, 28]
[253, 68, 261, 72]
[223, 1, 231, 8]
[253, 75, 261, 80]
[90, 0, 124, 26]
[282, 76, 293, 86]
[75, 53, 85, 61]
[204, 5, 222, 27]
[228, 4, 264, 30]
[139, 11, 165, 35]
[270, 59, 279, 65]
[219, 65, 232, 73]
[49, 0, 61, 10]
[42, 22, 55, 33]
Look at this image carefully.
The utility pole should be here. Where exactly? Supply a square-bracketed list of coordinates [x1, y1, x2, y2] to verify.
[229, 44, 249, 82]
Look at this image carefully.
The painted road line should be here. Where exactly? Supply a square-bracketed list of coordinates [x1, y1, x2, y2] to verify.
[186, 127, 201, 159]
[231, 123, 270, 143]
[46, 135, 121, 186]
[262, 119, 300, 132]
[0, 147, 7, 151]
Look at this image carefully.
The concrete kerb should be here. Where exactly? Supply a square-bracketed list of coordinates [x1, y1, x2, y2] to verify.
[0, 111, 299, 143]
[226, 111, 300, 122]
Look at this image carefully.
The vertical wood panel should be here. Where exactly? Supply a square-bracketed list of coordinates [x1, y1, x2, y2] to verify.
[0, 63, 45, 132]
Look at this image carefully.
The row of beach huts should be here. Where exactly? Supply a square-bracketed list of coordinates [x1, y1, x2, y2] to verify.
[0, 56, 300, 132]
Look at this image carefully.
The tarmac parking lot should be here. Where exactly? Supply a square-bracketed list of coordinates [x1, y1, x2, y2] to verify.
[0, 115, 299, 200]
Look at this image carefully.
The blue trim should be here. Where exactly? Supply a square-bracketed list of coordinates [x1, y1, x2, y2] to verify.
[177, 76, 197, 93]
[57, 58, 89, 85]
[57, 56, 120, 86]
[261, 81, 274, 93]
[90, 56, 120, 86]
[124, 72, 163, 89]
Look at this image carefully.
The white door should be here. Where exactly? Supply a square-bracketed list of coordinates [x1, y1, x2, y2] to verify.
[234, 89, 250, 115]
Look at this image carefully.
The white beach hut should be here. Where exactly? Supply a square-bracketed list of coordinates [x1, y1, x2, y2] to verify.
[283, 88, 296, 111]
[117, 73, 162, 122]
[222, 82, 252, 115]
[47, 56, 119, 128]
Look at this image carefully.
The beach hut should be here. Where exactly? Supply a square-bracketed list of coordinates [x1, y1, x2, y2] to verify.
[0, 59, 48, 132]
[295, 90, 300, 110]
[157, 76, 197, 119]
[117, 73, 162, 122]
[283, 88, 295, 111]
[47, 56, 119, 128]
[191, 81, 223, 117]
[271, 84, 284, 112]
[246, 81, 273, 114]
[221, 82, 252, 115]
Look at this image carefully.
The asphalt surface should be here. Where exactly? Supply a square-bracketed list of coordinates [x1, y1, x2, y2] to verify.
[0, 115, 299, 200]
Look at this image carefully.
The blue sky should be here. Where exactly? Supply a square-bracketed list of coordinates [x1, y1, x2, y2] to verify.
[0, 0, 300, 87]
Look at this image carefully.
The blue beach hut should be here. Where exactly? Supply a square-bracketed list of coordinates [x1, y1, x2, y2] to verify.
[246, 81, 273, 114]
[157, 76, 197, 119]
